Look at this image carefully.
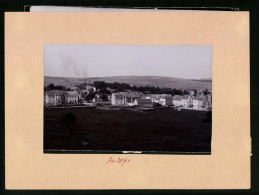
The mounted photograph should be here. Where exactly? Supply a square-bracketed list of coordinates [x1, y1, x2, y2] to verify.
[44, 44, 212, 154]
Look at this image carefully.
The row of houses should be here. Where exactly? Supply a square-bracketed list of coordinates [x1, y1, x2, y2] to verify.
[45, 90, 82, 105]
[45, 83, 98, 105]
[111, 92, 212, 109]
[172, 94, 212, 109]
[45, 88, 212, 110]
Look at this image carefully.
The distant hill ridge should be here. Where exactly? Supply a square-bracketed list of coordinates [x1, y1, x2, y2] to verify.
[44, 76, 212, 90]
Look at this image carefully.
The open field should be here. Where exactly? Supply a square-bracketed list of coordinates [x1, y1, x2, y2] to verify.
[44, 107, 212, 153]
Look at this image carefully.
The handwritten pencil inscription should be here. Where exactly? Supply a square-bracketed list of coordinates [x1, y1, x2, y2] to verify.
[106, 156, 131, 167]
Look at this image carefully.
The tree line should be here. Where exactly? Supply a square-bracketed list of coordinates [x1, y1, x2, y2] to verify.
[91, 81, 211, 96]
[45, 81, 211, 97]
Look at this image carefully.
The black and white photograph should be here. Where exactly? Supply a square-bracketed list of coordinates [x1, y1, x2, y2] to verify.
[44, 45, 212, 154]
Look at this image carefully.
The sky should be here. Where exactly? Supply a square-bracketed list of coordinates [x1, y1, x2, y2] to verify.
[44, 45, 211, 79]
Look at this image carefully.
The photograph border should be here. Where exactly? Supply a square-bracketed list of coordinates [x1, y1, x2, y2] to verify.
[43, 44, 212, 155]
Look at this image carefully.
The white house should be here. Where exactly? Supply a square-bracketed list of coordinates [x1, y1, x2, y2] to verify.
[146, 94, 163, 103]
[66, 91, 79, 103]
[85, 85, 96, 93]
[124, 92, 143, 106]
[172, 95, 183, 106]
[146, 94, 172, 106]
[193, 96, 205, 109]
[181, 95, 195, 108]
[111, 92, 124, 106]
[159, 94, 173, 106]
[111, 92, 143, 106]
[45, 90, 67, 105]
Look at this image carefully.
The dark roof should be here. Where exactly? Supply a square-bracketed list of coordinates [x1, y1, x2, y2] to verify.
[135, 98, 152, 104]
[46, 90, 66, 96]
[194, 95, 206, 101]
[113, 92, 142, 98]
[172, 95, 182, 100]
[149, 94, 162, 99]
[125, 92, 142, 98]
[66, 91, 78, 96]
[181, 95, 190, 100]
[161, 94, 172, 98]
[113, 93, 124, 98]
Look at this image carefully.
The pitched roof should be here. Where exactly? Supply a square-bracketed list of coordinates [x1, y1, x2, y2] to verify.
[149, 94, 163, 99]
[161, 94, 172, 98]
[81, 89, 89, 93]
[66, 91, 78, 96]
[125, 92, 142, 98]
[86, 85, 95, 88]
[194, 95, 206, 101]
[172, 95, 182, 100]
[113, 93, 124, 98]
[112, 92, 142, 98]
[135, 98, 152, 104]
[113, 92, 125, 95]
[181, 95, 190, 100]
[70, 86, 79, 90]
[46, 90, 66, 96]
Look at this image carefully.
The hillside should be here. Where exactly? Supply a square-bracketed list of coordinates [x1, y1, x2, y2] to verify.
[44, 76, 212, 90]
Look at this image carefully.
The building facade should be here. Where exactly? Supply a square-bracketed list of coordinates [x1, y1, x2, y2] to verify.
[134, 98, 153, 107]
[45, 90, 81, 105]
[172, 94, 212, 110]
[45, 90, 66, 105]
[111, 92, 143, 106]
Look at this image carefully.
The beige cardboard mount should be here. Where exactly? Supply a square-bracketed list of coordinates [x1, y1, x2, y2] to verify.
[5, 12, 250, 189]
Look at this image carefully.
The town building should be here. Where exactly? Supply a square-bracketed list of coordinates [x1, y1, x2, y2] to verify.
[66, 91, 79, 103]
[160, 94, 173, 106]
[146, 94, 172, 106]
[181, 95, 194, 108]
[205, 94, 212, 109]
[134, 98, 153, 108]
[172, 94, 212, 110]
[172, 95, 183, 106]
[111, 92, 143, 106]
[111, 92, 124, 106]
[45, 90, 66, 105]
[70, 86, 80, 91]
[107, 94, 112, 101]
[193, 95, 206, 109]
[146, 94, 163, 103]
[85, 85, 96, 93]
[45, 90, 81, 105]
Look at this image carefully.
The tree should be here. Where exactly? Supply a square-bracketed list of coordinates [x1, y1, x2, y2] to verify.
[183, 90, 189, 95]
[85, 92, 95, 101]
[55, 85, 66, 90]
[193, 89, 197, 96]
[203, 89, 209, 95]
[46, 83, 55, 90]
[99, 87, 109, 94]
[100, 94, 108, 101]
[45, 83, 66, 91]
[93, 81, 106, 89]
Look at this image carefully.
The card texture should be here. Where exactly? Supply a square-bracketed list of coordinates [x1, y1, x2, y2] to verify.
[5, 12, 250, 189]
